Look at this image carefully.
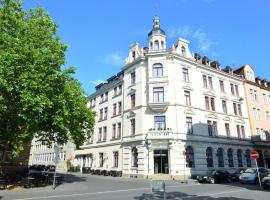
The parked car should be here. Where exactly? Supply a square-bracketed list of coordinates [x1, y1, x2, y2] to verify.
[239, 168, 269, 184]
[197, 169, 232, 184]
[262, 175, 270, 189]
[231, 168, 247, 182]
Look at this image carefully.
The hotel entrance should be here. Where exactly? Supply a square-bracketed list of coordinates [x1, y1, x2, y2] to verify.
[154, 149, 169, 174]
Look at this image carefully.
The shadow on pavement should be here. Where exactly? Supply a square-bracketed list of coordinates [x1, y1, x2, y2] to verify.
[62, 173, 87, 184]
[134, 191, 252, 200]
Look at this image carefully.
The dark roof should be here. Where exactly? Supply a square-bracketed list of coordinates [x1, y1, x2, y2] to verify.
[148, 27, 166, 37]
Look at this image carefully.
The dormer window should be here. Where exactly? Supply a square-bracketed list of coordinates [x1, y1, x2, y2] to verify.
[181, 46, 186, 57]
[132, 51, 136, 61]
[154, 40, 159, 51]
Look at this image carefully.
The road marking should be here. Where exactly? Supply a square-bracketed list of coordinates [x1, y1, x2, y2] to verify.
[14, 184, 200, 200]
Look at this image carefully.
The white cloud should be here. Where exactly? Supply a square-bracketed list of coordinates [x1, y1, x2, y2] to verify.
[104, 52, 124, 66]
[90, 80, 104, 86]
[168, 26, 216, 54]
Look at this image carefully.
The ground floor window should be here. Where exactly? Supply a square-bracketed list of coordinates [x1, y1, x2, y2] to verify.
[237, 149, 243, 167]
[131, 147, 138, 167]
[113, 151, 119, 168]
[186, 146, 195, 168]
[227, 148, 234, 167]
[217, 148, 224, 167]
[206, 147, 213, 167]
[245, 149, 251, 167]
[99, 152, 104, 167]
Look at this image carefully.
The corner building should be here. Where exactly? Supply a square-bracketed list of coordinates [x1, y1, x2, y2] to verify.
[76, 17, 255, 179]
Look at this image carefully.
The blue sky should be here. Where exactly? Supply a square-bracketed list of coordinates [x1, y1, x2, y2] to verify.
[23, 0, 270, 95]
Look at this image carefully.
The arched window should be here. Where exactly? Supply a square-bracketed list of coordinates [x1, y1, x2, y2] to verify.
[150, 42, 153, 50]
[217, 148, 224, 167]
[131, 147, 138, 167]
[161, 41, 164, 49]
[186, 146, 195, 168]
[237, 149, 243, 167]
[245, 149, 251, 167]
[154, 40, 159, 51]
[181, 46, 186, 57]
[152, 63, 163, 77]
[227, 148, 234, 167]
[206, 147, 214, 168]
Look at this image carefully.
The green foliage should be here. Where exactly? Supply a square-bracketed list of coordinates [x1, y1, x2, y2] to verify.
[0, 0, 95, 157]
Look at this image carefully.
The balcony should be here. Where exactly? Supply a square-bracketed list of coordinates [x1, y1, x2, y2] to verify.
[147, 128, 174, 140]
[148, 101, 169, 112]
[148, 76, 168, 84]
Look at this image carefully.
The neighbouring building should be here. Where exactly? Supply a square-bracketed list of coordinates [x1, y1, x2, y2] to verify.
[75, 17, 256, 179]
[234, 65, 270, 168]
[28, 137, 76, 172]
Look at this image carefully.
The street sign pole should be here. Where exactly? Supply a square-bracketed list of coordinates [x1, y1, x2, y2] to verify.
[255, 159, 262, 190]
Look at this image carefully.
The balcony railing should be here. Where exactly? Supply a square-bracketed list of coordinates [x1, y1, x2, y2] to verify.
[148, 101, 169, 112]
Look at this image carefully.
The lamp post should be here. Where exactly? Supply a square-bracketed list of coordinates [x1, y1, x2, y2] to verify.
[52, 145, 59, 190]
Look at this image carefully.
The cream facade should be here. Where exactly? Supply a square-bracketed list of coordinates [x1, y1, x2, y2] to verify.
[75, 17, 256, 179]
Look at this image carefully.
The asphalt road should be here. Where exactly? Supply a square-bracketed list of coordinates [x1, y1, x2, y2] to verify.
[1, 173, 269, 200]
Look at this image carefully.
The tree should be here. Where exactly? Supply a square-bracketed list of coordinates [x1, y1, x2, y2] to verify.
[0, 0, 95, 164]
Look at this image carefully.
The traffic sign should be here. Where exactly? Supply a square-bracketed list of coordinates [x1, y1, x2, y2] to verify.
[251, 151, 259, 160]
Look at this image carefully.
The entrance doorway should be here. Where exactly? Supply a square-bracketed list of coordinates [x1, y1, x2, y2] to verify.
[154, 150, 169, 174]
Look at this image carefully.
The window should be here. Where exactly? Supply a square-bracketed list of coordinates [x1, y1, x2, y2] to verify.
[131, 72, 136, 85]
[203, 75, 208, 88]
[161, 41, 164, 49]
[99, 109, 103, 121]
[99, 153, 104, 167]
[207, 121, 217, 136]
[154, 116, 166, 129]
[219, 80, 225, 93]
[236, 125, 241, 138]
[184, 90, 191, 106]
[208, 76, 213, 89]
[105, 92, 108, 101]
[103, 127, 107, 141]
[186, 146, 195, 168]
[153, 87, 164, 103]
[117, 123, 121, 138]
[104, 107, 108, 120]
[113, 103, 117, 116]
[130, 119, 135, 135]
[237, 149, 243, 167]
[118, 85, 122, 95]
[181, 46, 186, 57]
[263, 94, 267, 104]
[113, 151, 119, 168]
[206, 147, 214, 168]
[235, 85, 239, 96]
[112, 124, 116, 139]
[153, 63, 163, 77]
[154, 40, 159, 50]
[233, 103, 237, 115]
[131, 94, 136, 108]
[245, 149, 252, 167]
[183, 68, 189, 82]
[230, 83, 235, 95]
[254, 90, 258, 101]
[100, 94, 104, 103]
[210, 98, 215, 111]
[207, 120, 213, 136]
[186, 117, 193, 134]
[222, 100, 227, 114]
[132, 51, 136, 61]
[227, 148, 234, 167]
[114, 87, 117, 96]
[225, 123, 230, 137]
[253, 108, 261, 120]
[205, 96, 210, 110]
[118, 102, 122, 114]
[131, 147, 138, 167]
[266, 111, 270, 121]
[217, 148, 224, 167]
[241, 126, 245, 138]
[237, 104, 242, 116]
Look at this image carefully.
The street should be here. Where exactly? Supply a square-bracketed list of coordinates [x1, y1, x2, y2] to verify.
[0, 173, 269, 200]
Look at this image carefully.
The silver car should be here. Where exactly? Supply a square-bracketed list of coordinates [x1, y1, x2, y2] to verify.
[239, 167, 269, 184]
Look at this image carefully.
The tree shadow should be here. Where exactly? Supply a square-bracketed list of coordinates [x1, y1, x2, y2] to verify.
[134, 191, 252, 200]
[61, 173, 87, 184]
